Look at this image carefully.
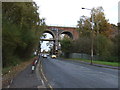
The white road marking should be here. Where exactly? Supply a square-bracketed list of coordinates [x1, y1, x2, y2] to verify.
[40, 61, 53, 89]
[41, 79, 45, 86]
[48, 84, 53, 90]
[40, 64, 48, 81]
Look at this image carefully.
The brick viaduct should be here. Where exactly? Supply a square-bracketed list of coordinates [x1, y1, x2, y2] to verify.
[45, 26, 79, 40]
[41, 25, 79, 54]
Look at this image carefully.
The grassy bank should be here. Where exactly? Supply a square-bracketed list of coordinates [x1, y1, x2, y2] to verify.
[2, 55, 35, 75]
[66, 58, 119, 67]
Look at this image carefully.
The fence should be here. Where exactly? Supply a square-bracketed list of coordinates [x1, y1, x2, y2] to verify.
[69, 53, 99, 60]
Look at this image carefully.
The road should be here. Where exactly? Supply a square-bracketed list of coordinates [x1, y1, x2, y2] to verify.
[41, 57, 119, 88]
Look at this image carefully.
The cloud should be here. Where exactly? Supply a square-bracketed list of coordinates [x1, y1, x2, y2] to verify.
[34, 0, 119, 51]
[34, 0, 119, 26]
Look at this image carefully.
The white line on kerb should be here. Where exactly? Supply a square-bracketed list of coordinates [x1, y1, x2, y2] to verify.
[41, 62, 53, 89]
[40, 64, 48, 82]
[41, 79, 45, 86]
[48, 84, 53, 89]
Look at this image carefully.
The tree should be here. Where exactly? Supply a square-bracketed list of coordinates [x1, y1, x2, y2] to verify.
[60, 37, 73, 58]
[71, 37, 91, 55]
[92, 7, 113, 37]
[111, 33, 120, 61]
[77, 15, 91, 37]
[2, 2, 44, 67]
[77, 7, 113, 38]
[94, 34, 114, 61]
[76, 6, 117, 61]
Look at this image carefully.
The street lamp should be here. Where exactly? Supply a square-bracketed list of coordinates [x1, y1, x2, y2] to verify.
[82, 7, 94, 65]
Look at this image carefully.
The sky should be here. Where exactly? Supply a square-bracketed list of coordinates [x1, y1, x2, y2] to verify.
[40, 33, 53, 52]
[118, 2, 120, 22]
[33, 0, 120, 51]
[33, 0, 119, 26]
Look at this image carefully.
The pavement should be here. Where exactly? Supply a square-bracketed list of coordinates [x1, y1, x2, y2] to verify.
[8, 60, 44, 88]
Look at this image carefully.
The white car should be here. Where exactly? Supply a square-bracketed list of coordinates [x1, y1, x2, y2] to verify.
[51, 55, 56, 58]
[43, 54, 47, 58]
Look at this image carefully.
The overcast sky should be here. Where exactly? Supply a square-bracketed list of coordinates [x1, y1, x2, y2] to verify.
[33, 0, 119, 51]
[33, 0, 119, 26]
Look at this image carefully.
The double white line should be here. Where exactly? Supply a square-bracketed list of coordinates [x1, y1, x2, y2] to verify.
[40, 61, 53, 90]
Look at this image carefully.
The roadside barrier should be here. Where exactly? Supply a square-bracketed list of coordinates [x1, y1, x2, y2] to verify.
[31, 57, 39, 73]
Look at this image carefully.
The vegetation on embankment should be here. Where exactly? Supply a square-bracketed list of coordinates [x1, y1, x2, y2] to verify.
[2, 2, 45, 69]
[60, 7, 119, 63]
[66, 58, 119, 67]
[2, 56, 34, 75]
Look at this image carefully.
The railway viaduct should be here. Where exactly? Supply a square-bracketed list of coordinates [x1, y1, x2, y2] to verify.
[40, 25, 79, 55]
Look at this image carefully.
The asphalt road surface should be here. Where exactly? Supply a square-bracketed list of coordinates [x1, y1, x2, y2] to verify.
[41, 57, 119, 88]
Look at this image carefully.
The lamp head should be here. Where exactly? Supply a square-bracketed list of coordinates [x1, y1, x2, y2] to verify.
[82, 7, 85, 9]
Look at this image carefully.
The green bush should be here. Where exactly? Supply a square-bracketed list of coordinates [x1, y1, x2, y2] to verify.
[94, 34, 115, 61]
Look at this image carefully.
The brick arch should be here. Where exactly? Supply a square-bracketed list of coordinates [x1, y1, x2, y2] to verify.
[60, 30, 74, 39]
[42, 29, 56, 39]
[47, 26, 79, 40]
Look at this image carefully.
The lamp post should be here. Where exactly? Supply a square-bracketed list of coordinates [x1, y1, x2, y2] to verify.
[82, 7, 94, 65]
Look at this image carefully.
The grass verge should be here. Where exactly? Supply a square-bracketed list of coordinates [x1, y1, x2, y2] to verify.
[66, 58, 119, 67]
